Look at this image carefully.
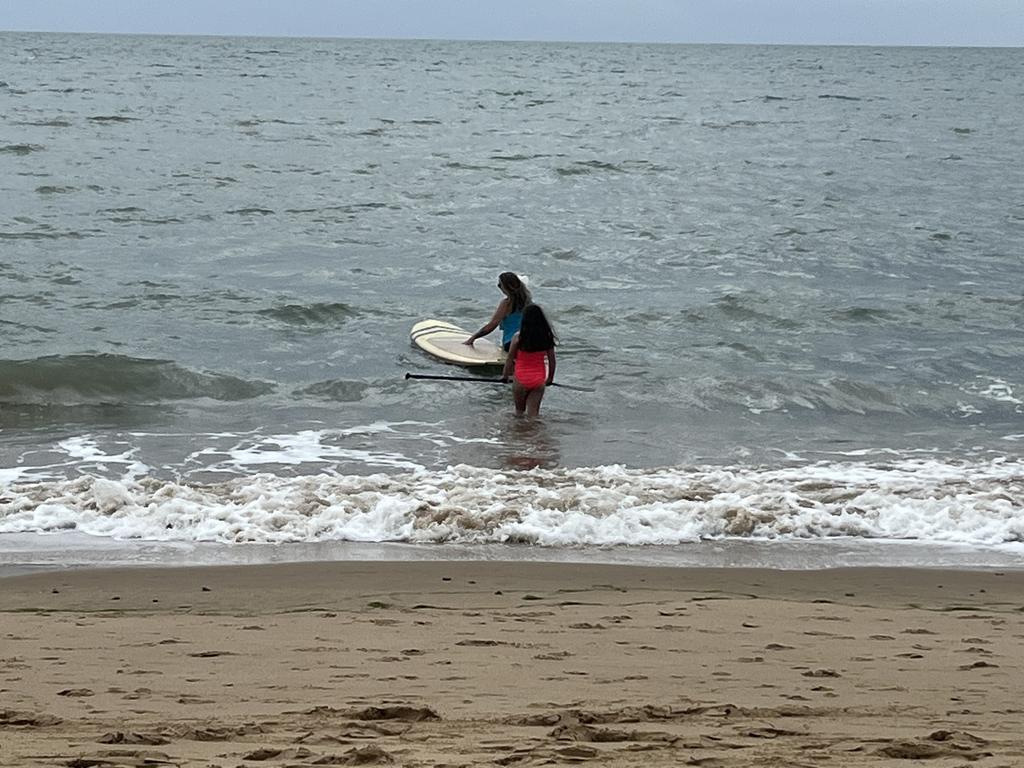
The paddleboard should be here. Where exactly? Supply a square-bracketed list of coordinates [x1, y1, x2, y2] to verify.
[410, 319, 506, 367]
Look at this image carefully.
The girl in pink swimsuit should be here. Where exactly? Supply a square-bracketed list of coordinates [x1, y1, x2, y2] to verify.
[501, 304, 557, 417]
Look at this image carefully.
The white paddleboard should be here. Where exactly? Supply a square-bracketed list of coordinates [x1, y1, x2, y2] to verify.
[410, 319, 506, 367]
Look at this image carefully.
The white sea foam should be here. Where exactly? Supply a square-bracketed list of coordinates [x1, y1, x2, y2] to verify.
[1, 458, 1022, 549]
[962, 377, 1023, 411]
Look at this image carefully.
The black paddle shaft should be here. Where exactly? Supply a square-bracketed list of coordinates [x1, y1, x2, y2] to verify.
[404, 372, 593, 392]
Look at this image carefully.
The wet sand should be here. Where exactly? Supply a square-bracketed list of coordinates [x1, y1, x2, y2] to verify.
[2, 561, 1023, 766]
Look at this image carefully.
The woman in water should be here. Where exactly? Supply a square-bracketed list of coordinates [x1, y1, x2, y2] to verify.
[463, 272, 531, 352]
[502, 303, 557, 417]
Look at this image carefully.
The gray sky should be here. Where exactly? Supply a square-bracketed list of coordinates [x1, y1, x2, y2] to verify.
[2, 0, 1022, 46]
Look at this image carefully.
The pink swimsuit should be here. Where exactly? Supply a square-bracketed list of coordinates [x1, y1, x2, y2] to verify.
[514, 349, 548, 389]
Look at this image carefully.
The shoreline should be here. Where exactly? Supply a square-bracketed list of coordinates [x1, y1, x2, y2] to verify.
[3, 560, 1023, 766]
[2, 534, 1023, 579]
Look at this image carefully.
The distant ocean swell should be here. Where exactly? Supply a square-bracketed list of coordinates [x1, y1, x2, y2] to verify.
[1, 459, 1021, 548]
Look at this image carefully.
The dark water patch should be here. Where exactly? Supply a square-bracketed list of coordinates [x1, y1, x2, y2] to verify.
[443, 161, 502, 172]
[0, 230, 84, 241]
[13, 119, 71, 127]
[556, 304, 616, 329]
[930, 232, 953, 241]
[859, 137, 896, 144]
[818, 94, 862, 101]
[75, 298, 139, 310]
[701, 120, 771, 130]
[556, 160, 624, 176]
[720, 341, 767, 362]
[613, 159, 672, 174]
[293, 379, 370, 402]
[235, 117, 300, 127]
[87, 115, 138, 123]
[542, 247, 580, 261]
[226, 207, 275, 216]
[712, 293, 803, 330]
[0, 319, 56, 335]
[952, 127, 973, 135]
[979, 295, 1024, 308]
[322, 202, 397, 214]
[101, 206, 148, 223]
[830, 306, 899, 324]
[490, 153, 549, 162]
[0, 355, 274, 405]
[623, 310, 675, 325]
[0, 144, 45, 155]
[35, 185, 76, 194]
[411, 119, 442, 125]
[257, 302, 359, 328]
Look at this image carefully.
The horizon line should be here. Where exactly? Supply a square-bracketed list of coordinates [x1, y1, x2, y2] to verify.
[2, 28, 1022, 50]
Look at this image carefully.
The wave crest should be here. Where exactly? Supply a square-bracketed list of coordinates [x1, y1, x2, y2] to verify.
[0, 355, 274, 404]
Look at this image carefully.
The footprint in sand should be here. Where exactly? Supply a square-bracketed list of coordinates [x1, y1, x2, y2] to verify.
[801, 669, 841, 678]
[958, 661, 999, 671]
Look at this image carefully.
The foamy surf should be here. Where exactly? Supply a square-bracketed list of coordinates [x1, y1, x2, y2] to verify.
[1, 458, 1021, 549]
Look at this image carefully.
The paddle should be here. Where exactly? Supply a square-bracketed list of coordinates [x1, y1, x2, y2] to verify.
[404, 373, 594, 392]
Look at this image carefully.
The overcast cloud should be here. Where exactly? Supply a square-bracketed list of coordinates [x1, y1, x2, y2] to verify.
[2, 0, 1022, 46]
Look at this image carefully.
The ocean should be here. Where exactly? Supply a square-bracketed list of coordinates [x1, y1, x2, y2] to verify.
[1, 33, 1022, 571]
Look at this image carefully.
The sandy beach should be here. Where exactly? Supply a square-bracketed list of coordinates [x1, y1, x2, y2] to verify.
[2, 561, 1023, 766]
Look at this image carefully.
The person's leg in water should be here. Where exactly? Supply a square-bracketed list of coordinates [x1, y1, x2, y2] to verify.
[512, 380, 529, 414]
[524, 384, 545, 417]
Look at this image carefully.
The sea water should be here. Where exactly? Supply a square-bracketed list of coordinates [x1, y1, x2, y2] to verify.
[1, 33, 1022, 570]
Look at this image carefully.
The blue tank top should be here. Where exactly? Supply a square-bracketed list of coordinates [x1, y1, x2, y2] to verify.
[500, 309, 523, 349]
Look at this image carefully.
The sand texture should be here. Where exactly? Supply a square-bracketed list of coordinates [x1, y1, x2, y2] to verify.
[1, 561, 1023, 766]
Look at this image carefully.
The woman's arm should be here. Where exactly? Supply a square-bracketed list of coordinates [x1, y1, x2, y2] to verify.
[464, 298, 509, 345]
[545, 347, 556, 386]
[502, 335, 519, 381]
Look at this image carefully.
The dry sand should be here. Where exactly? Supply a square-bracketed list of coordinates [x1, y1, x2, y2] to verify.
[1, 561, 1023, 766]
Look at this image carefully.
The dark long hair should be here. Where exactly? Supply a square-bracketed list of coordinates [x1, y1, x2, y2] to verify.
[499, 272, 531, 313]
[517, 304, 556, 352]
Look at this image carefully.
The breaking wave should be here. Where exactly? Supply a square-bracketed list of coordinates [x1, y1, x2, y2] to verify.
[1, 459, 1021, 548]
